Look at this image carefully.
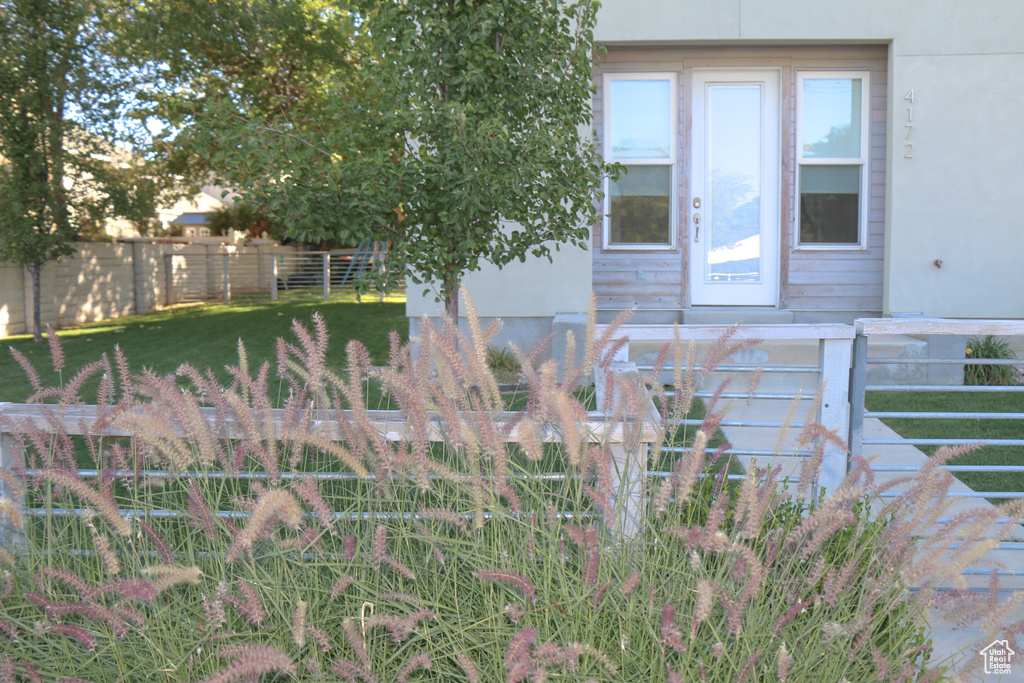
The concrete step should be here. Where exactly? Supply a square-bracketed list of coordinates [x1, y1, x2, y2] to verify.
[683, 307, 796, 324]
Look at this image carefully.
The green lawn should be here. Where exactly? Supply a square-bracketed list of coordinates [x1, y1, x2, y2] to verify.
[1, 291, 408, 404]
[3, 295, 742, 480]
[866, 390, 1024, 497]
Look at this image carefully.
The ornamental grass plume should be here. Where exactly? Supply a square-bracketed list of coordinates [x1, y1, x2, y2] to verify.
[292, 600, 308, 648]
[140, 564, 203, 593]
[5, 287, 1024, 680]
[35, 468, 130, 536]
[198, 645, 296, 683]
[225, 488, 303, 562]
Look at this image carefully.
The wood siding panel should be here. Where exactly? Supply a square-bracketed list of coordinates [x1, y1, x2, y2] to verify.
[783, 53, 887, 311]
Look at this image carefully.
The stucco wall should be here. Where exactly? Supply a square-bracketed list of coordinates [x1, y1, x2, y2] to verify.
[405, 232, 594, 320]
[595, 0, 1024, 319]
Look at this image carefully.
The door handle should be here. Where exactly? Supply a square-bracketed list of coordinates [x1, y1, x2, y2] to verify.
[693, 212, 700, 242]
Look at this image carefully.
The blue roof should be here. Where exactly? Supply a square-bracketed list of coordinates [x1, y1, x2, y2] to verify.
[170, 212, 209, 225]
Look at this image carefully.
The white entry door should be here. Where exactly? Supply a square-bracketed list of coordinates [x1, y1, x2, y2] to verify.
[689, 70, 780, 306]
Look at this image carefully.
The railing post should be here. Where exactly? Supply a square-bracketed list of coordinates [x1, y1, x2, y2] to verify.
[223, 252, 231, 303]
[848, 331, 869, 465]
[322, 253, 330, 300]
[0, 419, 25, 552]
[270, 253, 278, 302]
[601, 361, 649, 541]
[817, 336, 853, 496]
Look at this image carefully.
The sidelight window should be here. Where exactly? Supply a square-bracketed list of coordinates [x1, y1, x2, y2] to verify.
[603, 74, 676, 249]
[796, 72, 870, 248]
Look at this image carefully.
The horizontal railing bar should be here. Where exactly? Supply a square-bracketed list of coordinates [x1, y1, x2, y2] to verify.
[638, 365, 819, 374]
[27, 469, 574, 482]
[868, 358, 1020, 365]
[934, 517, 1024, 524]
[596, 322, 855, 340]
[684, 392, 804, 400]
[866, 411, 1024, 420]
[872, 465, 1024, 473]
[876, 491, 1024, 498]
[856, 317, 1024, 336]
[865, 438, 1024, 446]
[25, 508, 592, 523]
[647, 472, 749, 481]
[660, 447, 813, 457]
[910, 587, 1024, 594]
[866, 385, 1024, 392]
[668, 419, 807, 429]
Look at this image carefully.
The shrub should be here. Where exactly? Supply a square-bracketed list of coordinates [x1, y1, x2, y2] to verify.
[0, 294, 1021, 681]
[486, 344, 522, 385]
[965, 335, 1020, 386]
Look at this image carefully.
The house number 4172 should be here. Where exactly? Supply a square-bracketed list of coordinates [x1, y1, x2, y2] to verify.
[904, 90, 915, 158]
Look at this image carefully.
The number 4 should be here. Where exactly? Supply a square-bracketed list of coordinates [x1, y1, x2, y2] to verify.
[905, 89, 915, 103]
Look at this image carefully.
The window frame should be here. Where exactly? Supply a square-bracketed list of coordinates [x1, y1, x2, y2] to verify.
[795, 70, 871, 251]
[602, 72, 678, 251]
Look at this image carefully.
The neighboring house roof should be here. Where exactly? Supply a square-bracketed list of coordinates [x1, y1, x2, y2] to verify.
[170, 212, 209, 225]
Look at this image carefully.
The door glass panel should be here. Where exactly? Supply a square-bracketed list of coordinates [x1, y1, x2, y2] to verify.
[609, 165, 671, 245]
[801, 78, 862, 159]
[707, 84, 761, 282]
[609, 79, 672, 159]
[800, 165, 861, 243]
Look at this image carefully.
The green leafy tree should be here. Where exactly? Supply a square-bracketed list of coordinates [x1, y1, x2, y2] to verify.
[374, 0, 608, 319]
[0, 0, 158, 341]
[207, 201, 285, 240]
[111, 0, 397, 250]
[117, 0, 610, 316]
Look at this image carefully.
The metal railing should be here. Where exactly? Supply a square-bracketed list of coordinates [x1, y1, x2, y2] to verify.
[270, 244, 388, 301]
[594, 323, 854, 495]
[163, 243, 388, 306]
[849, 318, 1024, 502]
[0, 388, 660, 547]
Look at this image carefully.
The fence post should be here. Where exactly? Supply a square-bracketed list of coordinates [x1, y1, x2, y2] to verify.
[322, 253, 330, 300]
[601, 361, 649, 540]
[223, 252, 231, 303]
[817, 336, 853, 496]
[164, 254, 174, 306]
[377, 242, 385, 303]
[270, 253, 278, 302]
[848, 331, 869, 464]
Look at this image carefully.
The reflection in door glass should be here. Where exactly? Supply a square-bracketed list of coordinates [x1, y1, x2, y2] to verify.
[707, 84, 762, 282]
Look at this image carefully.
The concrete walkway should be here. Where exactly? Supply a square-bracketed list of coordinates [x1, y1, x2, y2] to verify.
[715, 393, 1024, 681]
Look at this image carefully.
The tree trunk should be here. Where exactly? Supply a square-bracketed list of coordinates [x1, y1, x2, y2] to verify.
[443, 274, 459, 323]
[30, 262, 43, 343]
